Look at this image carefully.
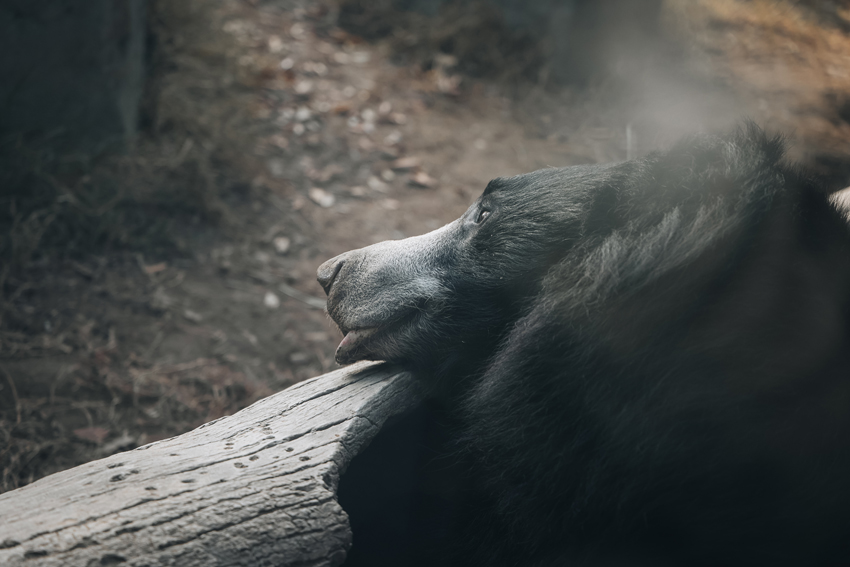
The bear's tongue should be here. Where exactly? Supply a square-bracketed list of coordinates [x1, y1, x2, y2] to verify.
[335, 328, 378, 364]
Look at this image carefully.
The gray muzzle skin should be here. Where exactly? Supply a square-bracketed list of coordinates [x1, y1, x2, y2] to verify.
[317, 222, 456, 364]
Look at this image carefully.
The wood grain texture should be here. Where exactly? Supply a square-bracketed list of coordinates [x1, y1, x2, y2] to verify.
[0, 362, 420, 567]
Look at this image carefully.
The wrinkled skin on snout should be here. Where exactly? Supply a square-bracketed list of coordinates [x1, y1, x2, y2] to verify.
[317, 164, 615, 378]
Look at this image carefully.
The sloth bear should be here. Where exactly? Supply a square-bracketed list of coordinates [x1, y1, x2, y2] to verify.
[318, 125, 850, 566]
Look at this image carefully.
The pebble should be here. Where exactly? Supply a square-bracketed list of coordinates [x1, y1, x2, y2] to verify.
[243, 329, 259, 346]
[289, 352, 309, 364]
[268, 134, 289, 150]
[289, 23, 306, 39]
[267, 158, 286, 178]
[183, 309, 204, 323]
[351, 52, 371, 64]
[264, 292, 281, 309]
[384, 131, 403, 146]
[295, 80, 314, 95]
[303, 61, 328, 76]
[367, 176, 388, 193]
[278, 108, 295, 123]
[268, 36, 284, 53]
[309, 187, 336, 208]
[295, 107, 312, 122]
[273, 236, 291, 254]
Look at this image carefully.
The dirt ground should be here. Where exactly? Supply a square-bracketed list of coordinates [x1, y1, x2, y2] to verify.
[2, 0, 850, 493]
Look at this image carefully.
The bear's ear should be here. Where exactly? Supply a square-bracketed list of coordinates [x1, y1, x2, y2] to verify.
[583, 184, 625, 237]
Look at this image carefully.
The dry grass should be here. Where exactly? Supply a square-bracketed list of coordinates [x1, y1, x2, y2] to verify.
[0, 353, 270, 492]
[0, 0, 261, 296]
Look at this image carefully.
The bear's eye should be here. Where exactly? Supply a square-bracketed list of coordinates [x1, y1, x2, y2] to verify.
[475, 208, 491, 224]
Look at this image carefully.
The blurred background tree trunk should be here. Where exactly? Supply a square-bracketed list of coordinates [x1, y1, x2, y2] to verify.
[0, 0, 148, 154]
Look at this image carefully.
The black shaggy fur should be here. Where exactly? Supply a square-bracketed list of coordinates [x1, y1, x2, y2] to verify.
[320, 125, 850, 566]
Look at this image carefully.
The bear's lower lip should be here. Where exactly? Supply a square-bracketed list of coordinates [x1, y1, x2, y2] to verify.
[335, 327, 379, 364]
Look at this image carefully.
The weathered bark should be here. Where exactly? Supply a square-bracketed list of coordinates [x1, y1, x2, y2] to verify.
[0, 362, 420, 567]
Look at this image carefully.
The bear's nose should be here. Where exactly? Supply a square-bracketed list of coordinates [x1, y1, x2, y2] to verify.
[317, 255, 346, 295]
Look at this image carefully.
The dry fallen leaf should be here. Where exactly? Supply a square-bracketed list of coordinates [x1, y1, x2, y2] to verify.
[144, 262, 167, 275]
[332, 102, 353, 115]
[409, 171, 437, 188]
[391, 156, 421, 170]
[74, 427, 110, 444]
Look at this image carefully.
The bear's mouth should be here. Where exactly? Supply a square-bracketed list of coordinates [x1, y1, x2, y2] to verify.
[334, 308, 421, 365]
[335, 327, 379, 364]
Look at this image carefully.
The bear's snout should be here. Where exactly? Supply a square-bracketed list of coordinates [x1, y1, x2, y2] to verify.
[317, 253, 346, 295]
[317, 226, 457, 364]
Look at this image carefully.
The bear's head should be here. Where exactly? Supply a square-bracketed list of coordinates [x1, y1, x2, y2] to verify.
[317, 161, 630, 375]
[321, 126, 791, 372]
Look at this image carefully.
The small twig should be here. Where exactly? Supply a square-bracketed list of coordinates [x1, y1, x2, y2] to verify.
[171, 138, 195, 169]
[70, 402, 94, 428]
[40, 171, 123, 217]
[0, 363, 22, 425]
[267, 194, 314, 236]
[135, 254, 157, 283]
[164, 270, 186, 289]
[278, 282, 327, 310]
[144, 329, 165, 359]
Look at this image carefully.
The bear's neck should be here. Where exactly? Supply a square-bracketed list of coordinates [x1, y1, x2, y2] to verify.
[685, 188, 850, 393]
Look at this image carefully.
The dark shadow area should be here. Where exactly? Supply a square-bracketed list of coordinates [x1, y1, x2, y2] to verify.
[338, 401, 483, 567]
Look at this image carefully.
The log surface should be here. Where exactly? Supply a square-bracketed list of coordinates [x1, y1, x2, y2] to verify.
[0, 362, 419, 567]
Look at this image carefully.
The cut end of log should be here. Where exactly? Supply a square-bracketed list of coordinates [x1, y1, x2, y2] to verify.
[0, 362, 421, 567]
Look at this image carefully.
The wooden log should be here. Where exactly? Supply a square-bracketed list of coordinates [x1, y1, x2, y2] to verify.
[0, 362, 420, 567]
